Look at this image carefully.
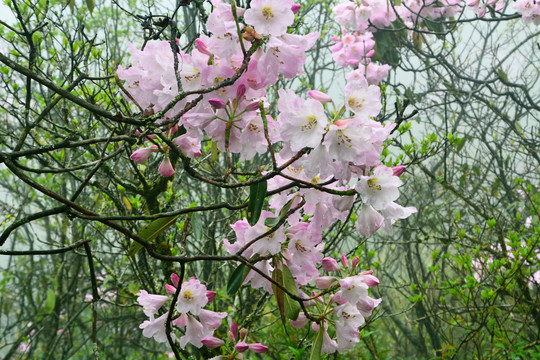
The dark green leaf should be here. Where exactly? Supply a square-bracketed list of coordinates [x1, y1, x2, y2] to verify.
[247, 180, 267, 226]
[309, 326, 324, 360]
[227, 263, 248, 297]
[282, 265, 300, 321]
[128, 215, 180, 256]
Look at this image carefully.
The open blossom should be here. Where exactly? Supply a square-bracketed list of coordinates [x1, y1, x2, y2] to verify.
[244, 0, 295, 36]
[140, 313, 169, 343]
[137, 290, 169, 317]
[356, 166, 402, 210]
[177, 278, 208, 315]
[344, 75, 381, 118]
[277, 89, 328, 151]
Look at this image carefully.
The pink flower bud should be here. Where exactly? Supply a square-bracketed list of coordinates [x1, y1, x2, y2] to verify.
[206, 290, 217, 303]
[312, 322, 320, 332]
[171, 273, 180, 286]
[235, 342, 249, 352]
[201, 337, 225, 349]
[208, 98, 226, 109]
[130, 146, 157, 163]
[231, 321, 239, 339]
[158, 157, 175, 177]
[228, 331, 235, 342]
[366, 49, 375, 57]
[340, 253, 349, 268]
[236, 84, 247, 99]
[165, 284, 176, 294]
[392, 165, 406, 177]
[245, 101, 260, 112]
[291, 3, 301, 14]
[360, 274, 380, 288]
[321, 257, 340, 271]
[351, 256, 360, 270]
[316, 276, 337, 289]
[249, 343, 269, 353]
[195, 39, 212, 56]
[360, 270, 374, 275]
[308, 90, 332, 103]
[347, 58, 360, 66]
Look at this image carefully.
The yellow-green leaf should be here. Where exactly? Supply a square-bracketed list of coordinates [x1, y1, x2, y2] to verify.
[128, 215, 180, 256]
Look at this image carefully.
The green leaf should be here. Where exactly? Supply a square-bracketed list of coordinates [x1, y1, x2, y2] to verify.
[271, 267, 287, 332]
[44, 289, 56, 314]
[309, 326, 324, 360]
[282, 265, 300, 321]
[128, 215, 180, 256]
[247, 180, 267, 226]
[85, 0, 95, 13]
[227, 263, 248, 297]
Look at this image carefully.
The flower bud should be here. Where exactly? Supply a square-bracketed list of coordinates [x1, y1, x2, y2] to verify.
[201, 337, 225, 349]
[360, 274, 380, 288]
[308, 90, 332, 103]
[227, 331, 235, 342]
[244, 101, 260, 112]
[165, 284, 176, 294]
[311, 291, 324, 303]
[235, 342, 249, 353]
[239, 328, 248, 341]
[230, 321, 239, 338]
[249, 343, 269, 353]
[208, 98, 226, 109]
[340, 253, 349, 268]
[351, 256, 360, 270]
[316, 276, 337, 289]
[206, 291, 217, 303]
[130, 146, 157, 163]
[158, 157, 175, 177]
[236, 84, 247, 99]
[366, 49, 375, 57]
[171, 273, 180, 286]
[291, 3, 301, 14]
[195, 39, 212, 56]
[392, 165, 406, 177]
[321, 257, 340, 271]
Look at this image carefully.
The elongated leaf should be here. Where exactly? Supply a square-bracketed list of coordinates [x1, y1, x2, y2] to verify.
[309, 327, 324, 360]
[282, 265, 300, 321]
[128, 215, 180, 256]
[227, 263, 248, 297]
[271, 267, 287, 333]
[247, 180, 267, 226]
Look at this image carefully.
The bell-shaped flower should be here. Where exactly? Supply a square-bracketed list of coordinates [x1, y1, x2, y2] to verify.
[137, 290, 169, 317]
[177, 277, 208, 315]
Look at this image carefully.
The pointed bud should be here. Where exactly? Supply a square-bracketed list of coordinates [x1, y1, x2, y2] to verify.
[351, 256, 360, 270]
[291, 3, 301, 14]
[236, 84, 247, 99]
[231, 321, 239, 338]
[311, 291, 324, 303]
[195, 39, 212, 56]
[201, 337, 225, 349]
[235, 342, 249, 353]
[244, 101, 260, 112]
[249, 343, 269, 353]
[208, 98, 226, 109]
[316, 276, 337, 289]
[340, 253, 349, 268]
[130, 146, 157, 163]
[308, 90, 332, 103]
[239, 328, 248, 341]
[366, 49, 375, 57]
[165, 284, 176, 294]
[228, 331, 235, 342]
[392, 165, 406, 177]
[158, 157, 175, 177]
[360, 274, 380, 288]
[321, 257, 340, 271]
[206, 291, 217, 303]
[171, 273, 180, 287]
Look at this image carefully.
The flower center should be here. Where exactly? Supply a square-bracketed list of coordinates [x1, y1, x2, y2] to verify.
[367, 178, 382, 191]
[183, 290, 194, 301]
[302, 115, 318, 131]
[262, 7, 274, 19]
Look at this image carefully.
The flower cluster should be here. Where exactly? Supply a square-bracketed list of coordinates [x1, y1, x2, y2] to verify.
[137, 275, 226, 349]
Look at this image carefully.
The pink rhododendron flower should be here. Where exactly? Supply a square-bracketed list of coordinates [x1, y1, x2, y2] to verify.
[244, 0, 295, 36]
[137, 290, 169, 317]
[158, 157, 175, 177]
[177, 277, 208, 315]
